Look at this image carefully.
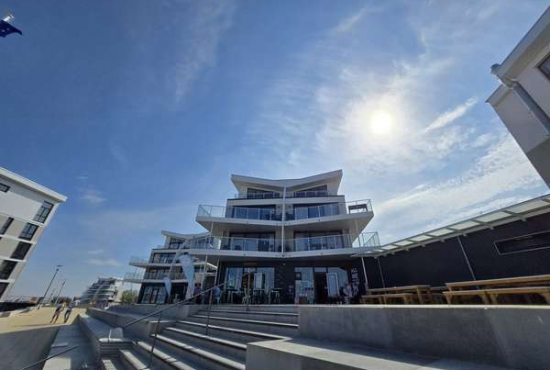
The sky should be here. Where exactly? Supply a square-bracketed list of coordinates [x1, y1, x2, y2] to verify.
[2, 1, 549, 298]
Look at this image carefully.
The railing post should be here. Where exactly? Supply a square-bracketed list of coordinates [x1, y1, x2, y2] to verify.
[205, 289, 214, 335]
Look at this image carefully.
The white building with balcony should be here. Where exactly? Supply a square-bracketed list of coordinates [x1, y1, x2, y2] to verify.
[188, 170, 379, 304]
[0, 167, 67, 301]
[488, 7, 550, 186]
[79, 277, 123, 306]
[125, 230, 217, 304]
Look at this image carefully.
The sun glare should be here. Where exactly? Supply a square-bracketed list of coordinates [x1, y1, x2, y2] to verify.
[369, 110, 394, 135]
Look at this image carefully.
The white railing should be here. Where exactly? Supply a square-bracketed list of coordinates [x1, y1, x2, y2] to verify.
[198, 205, 281, 221]
[129, 256, 175, 264]
[124, 271, 186, 281]
[232, 190, 337, 199]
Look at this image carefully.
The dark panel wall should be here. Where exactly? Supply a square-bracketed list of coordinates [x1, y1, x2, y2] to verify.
[370, 212, 550, 287]
[461, 213, 550, 279]
[376, 238, 473, 287]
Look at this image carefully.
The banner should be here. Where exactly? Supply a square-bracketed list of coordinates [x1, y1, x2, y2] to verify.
[179, 253, 195, 300]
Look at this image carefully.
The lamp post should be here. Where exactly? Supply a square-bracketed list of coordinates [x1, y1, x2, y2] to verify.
[54, 279, 66, 304]
[39, 265, 62, 309]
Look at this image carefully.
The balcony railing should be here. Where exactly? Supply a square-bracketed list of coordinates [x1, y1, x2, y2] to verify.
[285, 232, 380, 252]
[130, 256, 176, 264]
[183, 232, 379, 253]
[232, 190, 337, 199]
[197, 199, 372, 222]
[198, 205, 281, 221]
[124, 271, 186, 281]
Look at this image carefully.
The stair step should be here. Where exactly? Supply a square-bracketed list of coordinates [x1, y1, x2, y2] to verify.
[152, 333, 245, 370]
[176, 320, 288, 342]
[205, 309, 298, 317]
[119, 348, 149, 370]
[190, 315, 298, 328]
[135, 340, 200, 370]
[165, 327, 246, 350]
[101, 358, 128, 370]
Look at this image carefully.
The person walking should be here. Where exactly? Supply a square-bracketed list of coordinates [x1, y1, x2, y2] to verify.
[343, 283, 353, 305]
[63, 302, 74, 323]
[50, 303, 64, 324]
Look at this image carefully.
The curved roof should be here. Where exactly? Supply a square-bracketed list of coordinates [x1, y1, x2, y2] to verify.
[231, 170, 343, 192]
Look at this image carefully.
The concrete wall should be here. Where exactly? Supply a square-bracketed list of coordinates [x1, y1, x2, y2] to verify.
[298, 305, 550, 370]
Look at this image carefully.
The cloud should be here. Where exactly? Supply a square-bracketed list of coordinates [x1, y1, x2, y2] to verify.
[80, 188, 106, 206]
[331, 7, 373, 35]
[76, 175, 88, 181]
[172, 1, 237, 103]
[109, 142, 128, 167]
[87, 258, 122, 267]
[87, 249, 104, 255]
[424, 97, 478, 132]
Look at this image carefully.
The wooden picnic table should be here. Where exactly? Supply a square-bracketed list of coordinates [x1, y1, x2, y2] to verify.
[446, 274, 550, 291]
[368, 285, 432, 304]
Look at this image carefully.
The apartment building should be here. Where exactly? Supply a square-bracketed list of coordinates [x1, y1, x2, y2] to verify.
[0, 167, 67, 301]
[186, 170, 380, 304]
[488, 7, 550, 185]
[125, 230, 216, 304]
[79, 277, 123, 306]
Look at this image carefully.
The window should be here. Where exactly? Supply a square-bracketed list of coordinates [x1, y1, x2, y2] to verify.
[0, 218, 13, 235]
[0, 183, 9, 192]
[495, 230, 550, 255]
[540, 54, 550, 79]
[11, 242, 32, 260]
[0, 283, 7, 298]
[0, 260, 17, 280]
[168, 238, 185, 249]
[33, 201, 54, 223]
[19, 223, 38, 241]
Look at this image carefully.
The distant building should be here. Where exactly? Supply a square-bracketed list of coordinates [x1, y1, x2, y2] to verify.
[488, 7, 550, 186]
[79, 277, 123, 306]
[0, 167, 67, 301]
[124, 231, 216, 304]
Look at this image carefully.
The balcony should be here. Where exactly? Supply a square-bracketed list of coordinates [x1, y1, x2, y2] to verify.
[285, 232, 380, 252]
[183, 232, 380, 254]
[129, 256, 175, 265]
[198, 205, 281, 221]
[124, 271, 185, 281]
[287, 199, 372, 220]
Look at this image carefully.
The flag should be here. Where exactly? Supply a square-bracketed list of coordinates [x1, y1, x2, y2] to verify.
[0, 20, 22, 38]
[162, 276, 172, 297]
[179, 254, 195, 300]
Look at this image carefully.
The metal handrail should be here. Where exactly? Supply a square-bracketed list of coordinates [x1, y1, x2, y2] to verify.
[113, 273, 252, 368]
[15, 345, 79, 370]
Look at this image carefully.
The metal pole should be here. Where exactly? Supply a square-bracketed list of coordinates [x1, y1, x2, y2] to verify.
[148, 310, 163, 368]
[205, 258, 221, 335]
[54, 279, 66, 304]
[457, 236, 476, 280]
[376, 258, 386, 288]
[281, 186, 286, 254]
[360, 257, 369, 291]
[39, 265, 61, 309]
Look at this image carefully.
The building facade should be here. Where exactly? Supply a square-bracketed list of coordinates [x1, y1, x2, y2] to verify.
[125, 230, 216, 304]
[79, 277, 123, 306]
[187, 170, 380, 304]
[0, 167, 67, 301]
[488, 7, 550, 186]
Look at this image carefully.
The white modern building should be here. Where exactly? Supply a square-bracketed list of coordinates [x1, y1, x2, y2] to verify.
[185, 170, 379, 304]
[0, 167, 67, 301]
[79, 277, 123, 306]
[488, 7, 550, 186]
[125, 230, 216, 304]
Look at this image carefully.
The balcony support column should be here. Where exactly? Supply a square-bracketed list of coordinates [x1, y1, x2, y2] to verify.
[281, 186, 286, 255]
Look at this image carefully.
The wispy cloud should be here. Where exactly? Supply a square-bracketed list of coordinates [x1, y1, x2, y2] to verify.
[424, 97, 478, 132]
[80, 188, 106, 206]
[172, 1, 237, 103]
[331, 6, 374, 35]
[87, 257, 122, 267]
[87, 249, 104, 255]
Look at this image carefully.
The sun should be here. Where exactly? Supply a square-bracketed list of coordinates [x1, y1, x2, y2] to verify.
[369, 110, 394, 135]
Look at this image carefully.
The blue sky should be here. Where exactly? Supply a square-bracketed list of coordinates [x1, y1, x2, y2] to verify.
[2, 1, 549, 297]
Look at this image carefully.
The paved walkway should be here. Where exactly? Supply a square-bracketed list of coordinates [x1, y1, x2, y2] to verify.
[0, 307, 85, 370]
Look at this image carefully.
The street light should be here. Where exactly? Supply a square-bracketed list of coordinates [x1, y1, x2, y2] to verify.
[39, 265, 62, 309]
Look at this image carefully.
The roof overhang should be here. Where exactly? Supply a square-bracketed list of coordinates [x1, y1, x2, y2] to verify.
[0, 166, 67, 203]
[230, 170, 343, 193]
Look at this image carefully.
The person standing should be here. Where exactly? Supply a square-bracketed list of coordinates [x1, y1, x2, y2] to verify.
[63, 302, 74, 323]
[343, 283, 353, 305]
[50, 303, 64, 324]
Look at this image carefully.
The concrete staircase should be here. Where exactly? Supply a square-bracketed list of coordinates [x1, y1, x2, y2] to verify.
[99, 305, 299, 370]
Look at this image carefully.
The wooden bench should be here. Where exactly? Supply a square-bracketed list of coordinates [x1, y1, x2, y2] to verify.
[485, 286, 550, 304]
[360, 295, 384, 304]
[443, 290, 490, 304]
[367, 285, 432, 304]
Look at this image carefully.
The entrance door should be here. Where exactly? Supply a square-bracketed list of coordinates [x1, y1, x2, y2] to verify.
[314, 272, 328, 303]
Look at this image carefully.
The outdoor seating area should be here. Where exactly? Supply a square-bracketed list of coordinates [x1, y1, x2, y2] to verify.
[360, 274, 550, 305]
